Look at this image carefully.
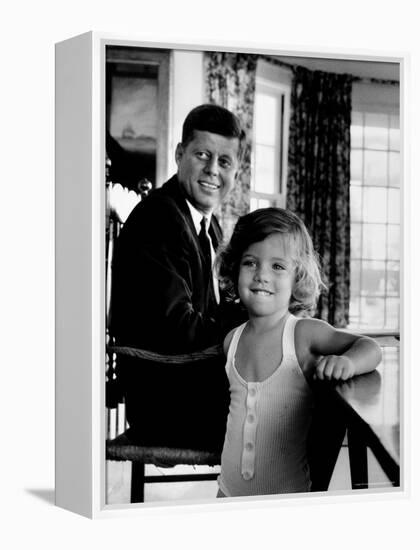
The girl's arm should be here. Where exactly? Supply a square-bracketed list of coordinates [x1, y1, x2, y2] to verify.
[296, 319, 382, 381]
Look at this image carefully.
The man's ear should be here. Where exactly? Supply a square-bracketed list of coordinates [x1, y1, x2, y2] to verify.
[175, 142, 184, 165]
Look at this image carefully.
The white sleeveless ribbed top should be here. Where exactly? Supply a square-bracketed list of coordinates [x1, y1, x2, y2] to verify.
[218, 314, 314, 497]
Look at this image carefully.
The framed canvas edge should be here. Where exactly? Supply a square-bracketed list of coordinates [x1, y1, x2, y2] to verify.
[399, 51, 411, 505]
[55, 30, 95, 519]
[55, 30, 410, 519]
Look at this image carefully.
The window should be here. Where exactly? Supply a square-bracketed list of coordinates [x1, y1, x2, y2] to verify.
[250, 62, 291, 211]
[349, 98, 400, 331]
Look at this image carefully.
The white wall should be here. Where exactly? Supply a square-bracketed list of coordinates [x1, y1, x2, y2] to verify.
[167, 50, 204, 178]
[353, 81, 400, 113]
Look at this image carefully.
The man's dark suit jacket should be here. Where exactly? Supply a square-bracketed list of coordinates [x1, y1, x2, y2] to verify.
[111, 175, 234, 451]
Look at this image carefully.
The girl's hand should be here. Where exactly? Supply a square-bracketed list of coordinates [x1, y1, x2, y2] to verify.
[314, 355, 356, 381]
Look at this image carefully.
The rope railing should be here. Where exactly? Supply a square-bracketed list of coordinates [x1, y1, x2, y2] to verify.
[107, 343, 224, 364]
[108, 331, 399, 366]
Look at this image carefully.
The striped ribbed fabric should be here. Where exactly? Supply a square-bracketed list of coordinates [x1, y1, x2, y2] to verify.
[218, 314, 314, 497]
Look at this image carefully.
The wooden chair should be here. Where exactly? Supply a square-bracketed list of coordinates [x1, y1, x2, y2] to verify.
[106, 345, 224, 503]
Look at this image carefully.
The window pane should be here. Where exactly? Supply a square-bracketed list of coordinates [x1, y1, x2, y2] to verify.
[250, 197, 259, 212]
[362, 187, 387, 223]
[349, 296, 360, 325]
[361, 260, 386, 296]
[351, 150, 363, 183]
[351, 112, 363, 148]
[350, 186, 362, 222]
[364, 113, 389, 150]
[389, 115, 400, 151]
[389, 152, 400, 188]
[364, 150, 387, 186]
[250, 195, 278, 211]
[388, 188, 400, 224]
[254, 144, 277, 194]
[386, 261, 400, 296]
[359, 297, 385, 330]
[255, 93, 277, 146]
[350, 259, 361, 297]
[387, 225, 400, 260]
[385, 297, 399, 329]
[362, 224, 386, 259]
[351, 222, 362, 257]
[349, 104, 399, 332]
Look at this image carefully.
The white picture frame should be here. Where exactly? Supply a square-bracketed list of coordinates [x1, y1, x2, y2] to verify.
[55, 31, 407, 518]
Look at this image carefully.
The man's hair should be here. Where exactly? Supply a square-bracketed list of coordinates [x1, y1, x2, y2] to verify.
[217, 207, 327, 316]
[182, 104, 246, 158]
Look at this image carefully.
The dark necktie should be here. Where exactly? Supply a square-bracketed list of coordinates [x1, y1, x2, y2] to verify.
[198, 216, 212, 270]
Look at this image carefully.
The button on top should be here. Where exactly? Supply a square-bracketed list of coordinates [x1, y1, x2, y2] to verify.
[247, 414, 255, 424]
[249, 387, 256, 397]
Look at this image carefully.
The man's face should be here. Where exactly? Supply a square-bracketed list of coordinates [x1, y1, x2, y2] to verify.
[175, 130, 240, 216]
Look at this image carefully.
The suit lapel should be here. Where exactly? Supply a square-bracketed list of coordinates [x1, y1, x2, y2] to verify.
[162, 175, 222, 305]
[163, 175, 223, 257]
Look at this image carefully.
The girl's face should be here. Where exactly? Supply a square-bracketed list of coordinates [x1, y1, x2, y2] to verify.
[238, 233, 295, 320]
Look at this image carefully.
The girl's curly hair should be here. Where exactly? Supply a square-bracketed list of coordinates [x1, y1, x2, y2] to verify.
[217, 207, 326, 316]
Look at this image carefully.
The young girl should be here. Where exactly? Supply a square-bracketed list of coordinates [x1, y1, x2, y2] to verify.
[216, 207, 382, 497]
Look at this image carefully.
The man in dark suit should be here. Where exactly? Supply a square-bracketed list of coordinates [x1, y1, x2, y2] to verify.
[111, 104, 246, 451]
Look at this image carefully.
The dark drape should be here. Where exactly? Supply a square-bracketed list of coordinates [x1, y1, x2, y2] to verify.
[204, 51, 257, 239]
[287, 66, 352, 327]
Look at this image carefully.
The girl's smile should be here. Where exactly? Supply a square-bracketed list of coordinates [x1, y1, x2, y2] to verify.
[238, 233, 295, 319]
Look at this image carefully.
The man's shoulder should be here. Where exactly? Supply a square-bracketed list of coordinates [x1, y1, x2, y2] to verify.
[119, 175, 194, 247]
[126, 176, 185, 221]
[144, 176, 186, 214]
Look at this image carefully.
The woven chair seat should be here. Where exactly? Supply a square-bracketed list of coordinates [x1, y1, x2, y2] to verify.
[106, 432, 221, 467]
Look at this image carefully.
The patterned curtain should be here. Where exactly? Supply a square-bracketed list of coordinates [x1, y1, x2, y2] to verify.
[287, 66, 352, 327]
[204, 51, 257, 239]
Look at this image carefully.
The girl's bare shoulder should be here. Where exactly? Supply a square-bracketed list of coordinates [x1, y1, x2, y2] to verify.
[293, 317, 329, 373]
[223, 326, 239, 355]
[294, 316, 329, 339]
